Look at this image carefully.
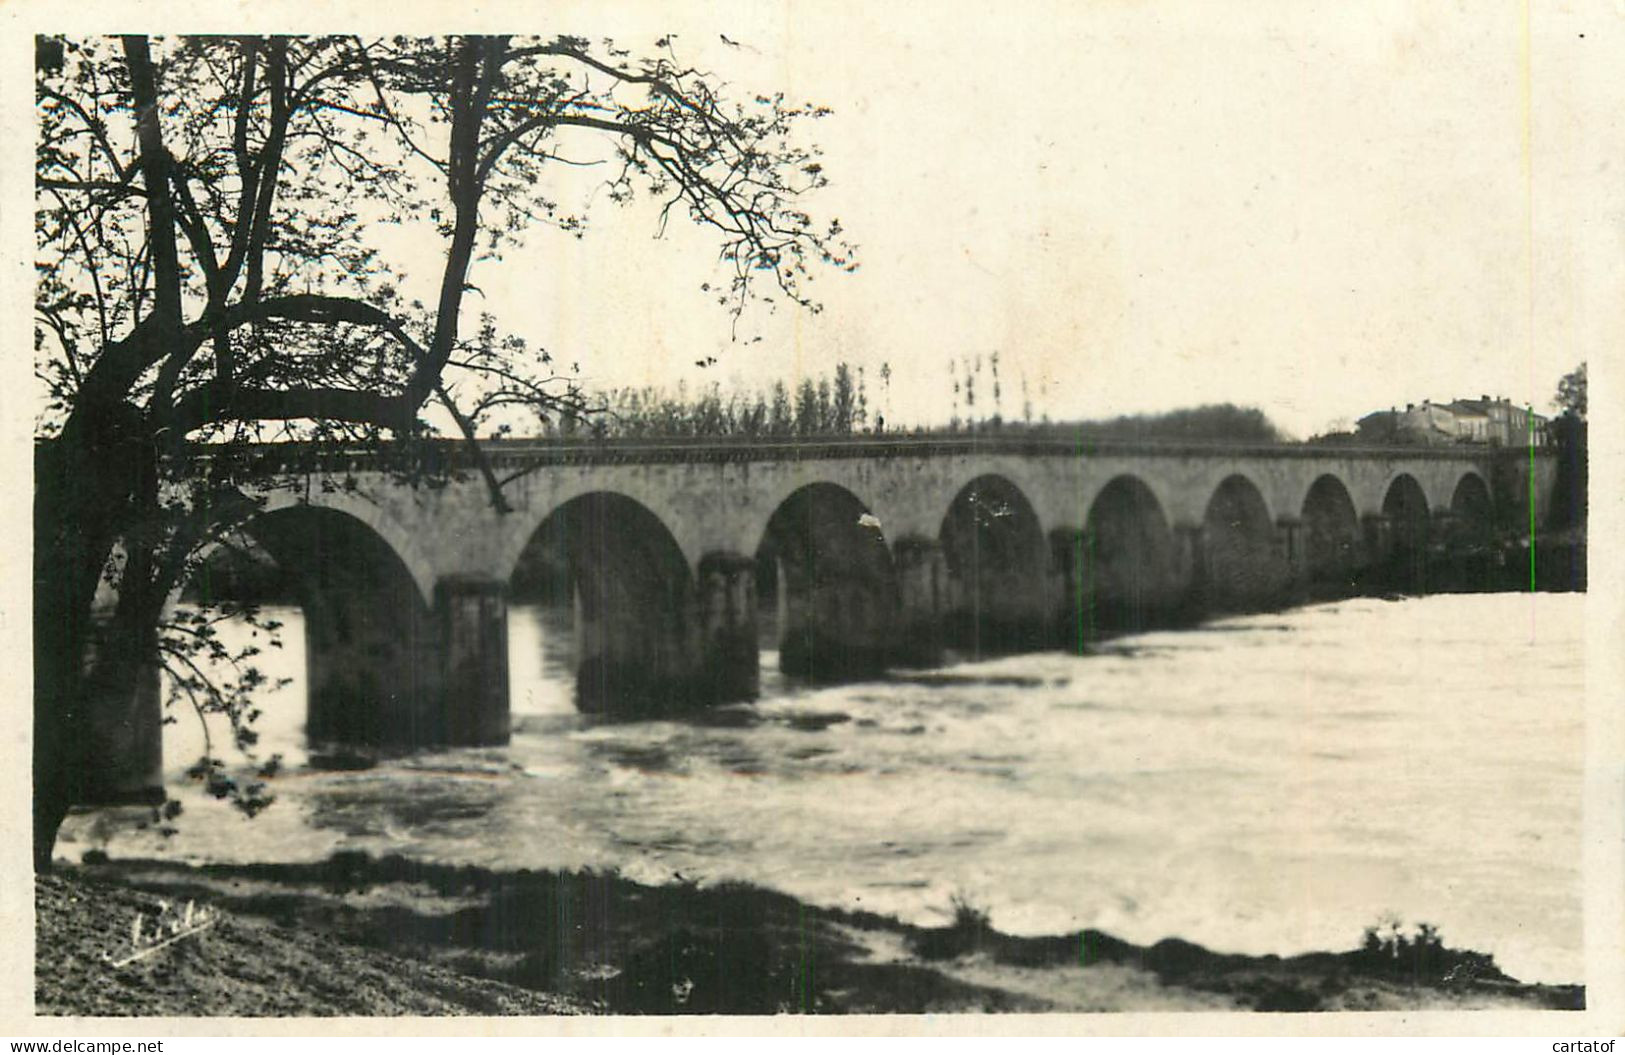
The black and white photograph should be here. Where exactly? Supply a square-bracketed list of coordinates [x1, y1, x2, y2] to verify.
[7, 0, 1622, 1035]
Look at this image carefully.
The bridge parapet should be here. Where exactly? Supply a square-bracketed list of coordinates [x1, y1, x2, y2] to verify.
[188, 433, 1528, 475]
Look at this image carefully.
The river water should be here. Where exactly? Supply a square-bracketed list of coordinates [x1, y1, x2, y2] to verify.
[66, 592, 1584, 985]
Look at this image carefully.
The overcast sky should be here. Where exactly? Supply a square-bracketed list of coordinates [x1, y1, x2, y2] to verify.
[434, 0, 1616, 439]
[16, 2, 1623, 439]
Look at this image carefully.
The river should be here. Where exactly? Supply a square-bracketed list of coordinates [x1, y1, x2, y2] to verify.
[63, 592, 1584, 986]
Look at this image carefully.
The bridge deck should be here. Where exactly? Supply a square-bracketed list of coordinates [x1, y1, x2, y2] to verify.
[177, 433, 1539, 475]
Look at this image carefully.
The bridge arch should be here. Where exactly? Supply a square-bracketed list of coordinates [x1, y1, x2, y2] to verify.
[181, 504, 440, 750]
[1381, 473, 1431, 590]
[1077, 474, 1180, 635]
[253, 488, 438, 606]
[176, 530, 287, 609]
[756, 481, 898, 680]
[510, 491, 695, 716]
[1299, 474, 1362, 594]
[1200, 473, 1288, 612]
[1450, 471, 1492, 521]
[499, 476, 707, 590]
[944, 458, 1063, 543]
[938, 474, 1051, 655]
[1441, 469, 1497, 563]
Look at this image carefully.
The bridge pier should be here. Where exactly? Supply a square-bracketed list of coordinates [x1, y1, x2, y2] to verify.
[76, 612, 164, 806]
[1428, 510, 1460, 569]
[1171, 523, 1205, 609]
[1362, 514, 1395, 570]
[894, 537, 948, 666]
[942, 571, 1055, 655]
[776, 572, 894, 681]
[305, 583, 441, 749]
[1049, 528, 1087, 648]
[1276, 516, 1310, 599]
[574, 580, 684, 716]
[436, 576, 510, 745]
[1361, 510, 1433, 592]
[1427, 509, 1498, 591]
[695, 552, 759, 702]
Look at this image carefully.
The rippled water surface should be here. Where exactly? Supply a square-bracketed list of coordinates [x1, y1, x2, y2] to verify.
[69, 593, 1584, 984]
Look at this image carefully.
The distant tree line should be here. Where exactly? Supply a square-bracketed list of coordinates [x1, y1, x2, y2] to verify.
[534, 356, 1288, 445]
[1057, 403, 1289, 444]
[543, 362, 883, 439]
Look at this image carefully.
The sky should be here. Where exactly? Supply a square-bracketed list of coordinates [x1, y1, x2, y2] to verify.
[451, 0, 1618, 435]
[442, 0, 1620, 440]
[11, 2, 1623, 440]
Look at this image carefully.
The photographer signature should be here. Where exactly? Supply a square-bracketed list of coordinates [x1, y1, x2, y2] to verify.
[103, 899, 219, 969]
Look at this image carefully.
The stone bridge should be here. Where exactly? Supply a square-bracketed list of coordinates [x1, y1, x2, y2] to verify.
[89, 435, 1558, 802]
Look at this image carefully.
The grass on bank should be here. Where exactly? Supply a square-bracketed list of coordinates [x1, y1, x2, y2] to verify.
[36, 853, 1585, 1016]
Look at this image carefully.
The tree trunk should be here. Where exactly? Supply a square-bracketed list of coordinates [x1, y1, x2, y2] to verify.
[32, 414, 151, 870]
[35, 441, 104, 870]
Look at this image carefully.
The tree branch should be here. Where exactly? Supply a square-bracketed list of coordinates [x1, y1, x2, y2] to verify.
[36, 85, 130, 182]
[123, 35, 188, 424]
[402, 35, 504, 409]
[434, 384, 511, 513]
[242, 38, 291, 310]
[171, 382, 414, 435]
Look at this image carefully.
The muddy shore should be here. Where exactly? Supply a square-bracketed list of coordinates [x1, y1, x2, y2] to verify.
[36, 854, 1583, 1016]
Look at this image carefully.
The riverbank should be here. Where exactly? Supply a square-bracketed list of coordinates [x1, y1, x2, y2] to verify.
[38, 854, 1583, 1016]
